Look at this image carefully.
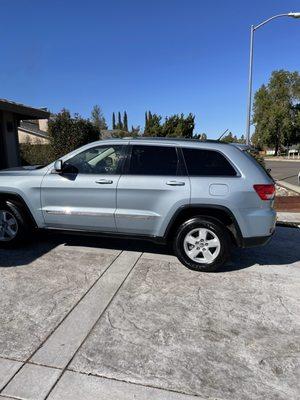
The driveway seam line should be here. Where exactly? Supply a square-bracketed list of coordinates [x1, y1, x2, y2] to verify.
[0, 356, 23, 364]
[27, 361, 63, 371]
[0, 250, 122, 395]
[65, 368, 206, 399]
[29, 250, 123, 361]
[43, 251, 143, 400]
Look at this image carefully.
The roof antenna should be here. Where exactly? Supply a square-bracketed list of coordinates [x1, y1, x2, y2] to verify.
[217, 128, 229, 141]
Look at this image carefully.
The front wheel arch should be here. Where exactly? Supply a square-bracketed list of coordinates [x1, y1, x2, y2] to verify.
[0, 193, 37, 229]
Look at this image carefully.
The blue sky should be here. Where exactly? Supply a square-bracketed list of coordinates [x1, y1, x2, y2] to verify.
[1, 0, 300, 138]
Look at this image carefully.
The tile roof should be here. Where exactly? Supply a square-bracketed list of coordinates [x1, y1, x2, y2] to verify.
[19, 121, 48, 139]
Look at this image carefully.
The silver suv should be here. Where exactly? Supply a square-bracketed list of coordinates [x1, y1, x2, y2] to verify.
[0, 138, 276, 272]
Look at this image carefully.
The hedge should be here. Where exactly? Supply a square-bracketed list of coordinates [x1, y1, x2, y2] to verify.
[19, 143, 54, 166]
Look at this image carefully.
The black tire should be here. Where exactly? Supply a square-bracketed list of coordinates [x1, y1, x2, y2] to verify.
[0, 201, 32, 247]
[173, 217, 231, 272]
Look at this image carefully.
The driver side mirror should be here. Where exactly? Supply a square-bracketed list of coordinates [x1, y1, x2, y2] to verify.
[54, 159, 63, 173]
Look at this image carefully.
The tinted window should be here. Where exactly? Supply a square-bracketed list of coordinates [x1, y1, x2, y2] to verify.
[128, 145, 178, 175]
[182, 148, 237, 176]
[65, 145, 124, 174]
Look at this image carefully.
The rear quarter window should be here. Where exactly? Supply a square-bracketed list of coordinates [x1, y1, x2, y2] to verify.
[182, 148, 237, 176]
[244, 150, 274, 181]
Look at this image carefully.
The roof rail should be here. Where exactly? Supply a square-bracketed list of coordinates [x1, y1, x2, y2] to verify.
[122, 137, 229, 144]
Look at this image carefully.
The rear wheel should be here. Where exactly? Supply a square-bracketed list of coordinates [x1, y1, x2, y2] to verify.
[0, 201, 31, 247]
[173, 217, 231, 272]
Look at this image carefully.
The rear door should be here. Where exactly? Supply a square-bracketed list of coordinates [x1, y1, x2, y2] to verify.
[116, 144, 190, 237]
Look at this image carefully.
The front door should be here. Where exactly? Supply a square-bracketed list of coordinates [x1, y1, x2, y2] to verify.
[41, 144, 125, 231]
[0, 112, 7, 170]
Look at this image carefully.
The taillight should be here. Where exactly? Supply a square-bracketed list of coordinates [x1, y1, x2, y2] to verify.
[253, 184, 275, 201]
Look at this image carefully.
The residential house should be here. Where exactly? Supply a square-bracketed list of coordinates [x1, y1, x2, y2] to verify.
[0, 99, 49, 169]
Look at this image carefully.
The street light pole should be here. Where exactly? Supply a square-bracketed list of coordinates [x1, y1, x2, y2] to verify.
[245, 12, 300, 145]
[246, 24, 254, 145]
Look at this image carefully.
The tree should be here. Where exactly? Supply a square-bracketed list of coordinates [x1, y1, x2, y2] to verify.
[110, 129, 128, 138]
[91, 105, 107, 132]
[221, 131, 237, 143]
[123, 111, 128, 132]
[143, 111, 195, 138]
[116, 112, 123, 130]
[252, 70, 300, 155]
[143, 111, 162, 136]
[131, 125, 140, 137]
[238, 134, 246, 144]
[293, 104, 300, 145]
[193, 133, 207, 140]
[112, 112, 116, 129]
[48, 109, 99, 159]
[161, 113, 195, 138]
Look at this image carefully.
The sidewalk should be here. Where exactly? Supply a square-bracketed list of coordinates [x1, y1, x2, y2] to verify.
[277, 212, 300, 226]
[264, 157, 300, 162]
[276, 180, 300, 195]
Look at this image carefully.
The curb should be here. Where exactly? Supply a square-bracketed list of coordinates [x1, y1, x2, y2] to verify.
[265, 158, 300, 163]
[276, 221, 300, 229]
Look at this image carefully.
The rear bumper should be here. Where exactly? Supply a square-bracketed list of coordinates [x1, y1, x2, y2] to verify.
[242, 231, 274, 248]
[236, 208, 277, 238]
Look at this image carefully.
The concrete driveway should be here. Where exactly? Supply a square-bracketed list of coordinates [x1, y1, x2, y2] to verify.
[0, 227, 299, 400]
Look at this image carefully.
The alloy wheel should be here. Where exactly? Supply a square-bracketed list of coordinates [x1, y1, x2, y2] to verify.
[0, 210, 18, 241]
[183, 227, 221, 264]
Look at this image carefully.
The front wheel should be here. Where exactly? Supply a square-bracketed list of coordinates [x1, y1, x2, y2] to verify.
[0, 202, 31, 247]
[173, 217, 231, 272]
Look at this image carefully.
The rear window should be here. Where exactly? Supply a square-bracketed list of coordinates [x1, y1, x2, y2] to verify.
[182, 148, 237, 176]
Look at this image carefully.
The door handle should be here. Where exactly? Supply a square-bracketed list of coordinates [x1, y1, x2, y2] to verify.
[166, 180, 185, 186]
[95, 179, 113, 184]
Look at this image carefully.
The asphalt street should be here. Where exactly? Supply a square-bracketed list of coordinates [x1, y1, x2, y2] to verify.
[265, 159, 300, 186]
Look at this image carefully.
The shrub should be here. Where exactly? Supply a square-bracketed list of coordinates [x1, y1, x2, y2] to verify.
[19, 142, 54, 166]
[48, 109, 100, 159]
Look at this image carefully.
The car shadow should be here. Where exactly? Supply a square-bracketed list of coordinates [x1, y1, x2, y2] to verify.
[220, 226, 300, 272]
[57, 233, 171, 254]
[0, 231, 170, 268]
[0, 226, 299, 271]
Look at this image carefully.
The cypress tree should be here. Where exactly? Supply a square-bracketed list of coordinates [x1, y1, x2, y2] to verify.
[123, 111, 128, 131]
[112, 112, 116, 129]
[117, 112, 123, 130]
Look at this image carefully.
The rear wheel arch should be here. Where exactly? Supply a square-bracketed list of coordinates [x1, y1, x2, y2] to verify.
[164, 205, 243, 247]
[0, 192, 37, 228]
